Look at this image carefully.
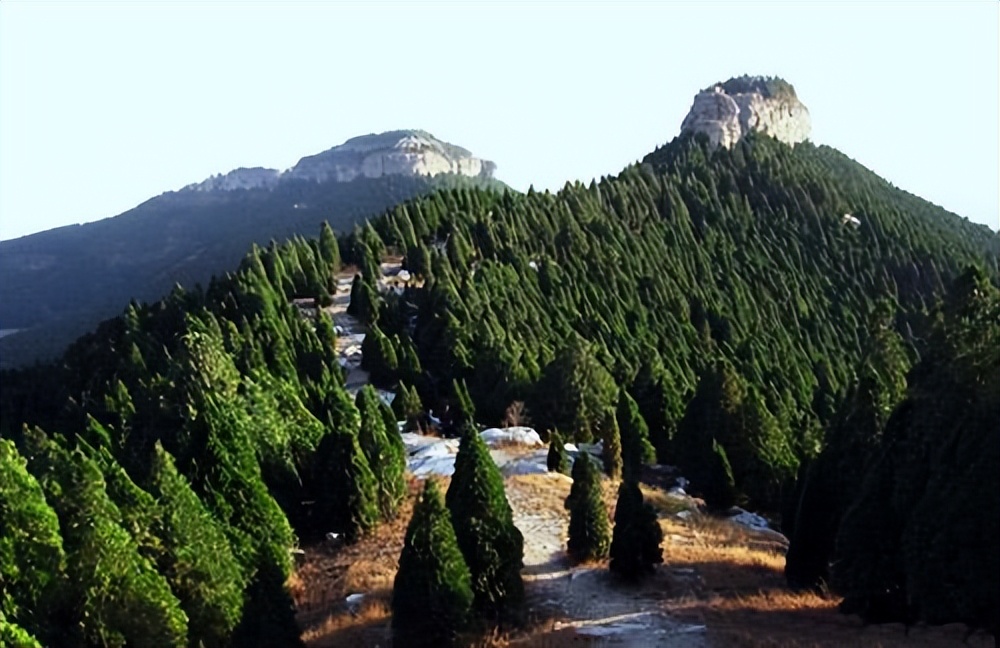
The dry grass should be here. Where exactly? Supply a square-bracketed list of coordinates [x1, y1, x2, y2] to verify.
[295, 477, 431, 647]
[293, 472, 994, 648]
[653, 508, 993, 647]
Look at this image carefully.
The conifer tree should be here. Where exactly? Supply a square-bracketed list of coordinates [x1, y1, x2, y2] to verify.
[616, 391, 656, 481]
[0, 439, 64, 642]
[546, 430, 569, 474]
[355, 386, 406, 517]
[602, 414, 623, 480]
[392, 480, 473, 648]
[446, 424, 525, 621]
[231, 557, 304, 648]
[609, 480, 663, 580]
[451, 378, 476, 431]
[312, 424, 379, 542]
[394, 382, 424, 432]
[567, 453, 611, 562]
[148, 442, 245, 647]
[24, 428, 188, 647]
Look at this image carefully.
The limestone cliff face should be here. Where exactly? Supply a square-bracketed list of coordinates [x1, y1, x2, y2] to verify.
[186, 167, 281, 192]
[287, 130, 495, 183]
[680, 76, 811, 148]
[183, 130, 495, 192]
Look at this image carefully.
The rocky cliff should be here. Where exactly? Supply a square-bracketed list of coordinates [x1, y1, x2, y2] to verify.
[183, 130, 495, 192]
[680, 75, 811, 148]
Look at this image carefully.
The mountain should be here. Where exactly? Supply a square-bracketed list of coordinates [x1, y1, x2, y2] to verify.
[0, 130, 504, 368]
[1, 77, 997, 645]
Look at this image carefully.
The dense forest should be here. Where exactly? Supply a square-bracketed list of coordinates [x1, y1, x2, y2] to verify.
[0, 172, 505, 369]
[1, 132, 997, 645]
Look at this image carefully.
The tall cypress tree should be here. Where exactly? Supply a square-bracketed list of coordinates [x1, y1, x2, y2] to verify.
[546, 430, 570, 474]
[355, 386, 406, 518]
[0, 439, 65, 642]
[312, 423, 379, 542]
[567, 453, 611, 562]
[616, 391, 655, 481]
[609, 480, 663, 580]
[24, 428, 188, 648]
[392, 480, 473, 648]
[446, 424, 525, 622]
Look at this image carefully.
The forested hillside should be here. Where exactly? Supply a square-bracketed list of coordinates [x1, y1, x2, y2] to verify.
[1, 132, 997, 645]
[0, 172, 504, 369]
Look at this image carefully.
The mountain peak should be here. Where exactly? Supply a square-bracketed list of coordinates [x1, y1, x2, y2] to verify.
[680, 75, 811, 148]
[183, 130, 496, 192]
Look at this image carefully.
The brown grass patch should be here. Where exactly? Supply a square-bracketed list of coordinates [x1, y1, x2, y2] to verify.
[295, 477, 432, 646]
[656, 509, 992, 647]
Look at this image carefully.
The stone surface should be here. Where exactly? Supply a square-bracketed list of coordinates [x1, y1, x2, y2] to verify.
[183, 130, 495, 192]
[680, 76, 811, 148]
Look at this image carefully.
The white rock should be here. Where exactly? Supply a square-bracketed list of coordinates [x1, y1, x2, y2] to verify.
[680, 77, 811, 149]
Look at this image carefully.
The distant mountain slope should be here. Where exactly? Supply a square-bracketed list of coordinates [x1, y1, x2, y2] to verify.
[0, 131, 506, 367]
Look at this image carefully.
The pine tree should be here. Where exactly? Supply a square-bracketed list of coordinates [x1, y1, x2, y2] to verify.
[394, 382, 424, 432]
[567, 453, 611, 562]
[355, 386, 406, 518]
[546, 430, 569, 474]
[446, 424, 525, 621]
[609, 480, 663, 580]
[392, 480, 473, 648]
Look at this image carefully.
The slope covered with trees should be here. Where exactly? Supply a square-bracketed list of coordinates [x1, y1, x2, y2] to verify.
[1, 128, 997, 644]
[0, 172, 505, 368]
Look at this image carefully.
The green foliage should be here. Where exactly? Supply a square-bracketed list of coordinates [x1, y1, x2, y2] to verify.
[355, 386, 407, 518]
[601, 415, 623, 480]
[148, 442, 244, 648]
[393, 480, 474, 647]
[609, 480, 664, 580]
[785, 306, 911, 589]
[0, 611, 42, 648]
[0, 439, 64, 639]
[394, 382, 425, 431]
[312, 425, 380, 542]
[231, 558, 304, 648]
[833, 268, 1000, 633]
[567, 453, 611, 562]
[24, 428, 188, 648]
[546, 430, 570, 474]
[616, 390, 655, 481]
[446, 425, 525, 622]
[531, 336, 618, 443]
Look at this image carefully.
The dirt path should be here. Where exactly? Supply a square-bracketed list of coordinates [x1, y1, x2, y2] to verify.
[505, 474, 712, 647]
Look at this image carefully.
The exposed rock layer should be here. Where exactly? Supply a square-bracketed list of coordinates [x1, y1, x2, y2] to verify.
[680, 76, 811, 148]
[184, 130, 495, 192]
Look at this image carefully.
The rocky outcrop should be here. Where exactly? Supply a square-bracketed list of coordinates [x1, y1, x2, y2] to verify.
[680, 76, 811, 148]
[185, 167, 280, 192]
[182, 130, 495, 192]
[286, 130, 496, 183]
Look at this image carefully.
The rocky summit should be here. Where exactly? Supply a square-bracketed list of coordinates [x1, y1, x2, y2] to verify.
[184, 129, 496, 192]
[680, 75, 811, 148]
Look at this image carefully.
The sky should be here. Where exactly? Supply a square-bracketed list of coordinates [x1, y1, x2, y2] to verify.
[1, 1, 998, 241]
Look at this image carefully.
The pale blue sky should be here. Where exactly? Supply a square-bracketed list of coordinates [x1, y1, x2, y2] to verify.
[1, 1, 997, 241]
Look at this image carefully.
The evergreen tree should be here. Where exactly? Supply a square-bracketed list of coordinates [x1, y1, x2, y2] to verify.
[0, 439, 65, 642]
[601, 414, 623, 480]
[616, 391, 655, 481]
[392, 480, 473, 648]
[312, 424, 379, 542]
[231, 558, 304, 648]
[148, 442, 245, 648]
[567, 453, 611, 562]
[394, 382, 424, 432]
[446, 424, 525, 621]
[609, 480, 664, 580]
[546, 430, 569, 474]
[24, 428, 188, 648]
[355, 386, 406, 518]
